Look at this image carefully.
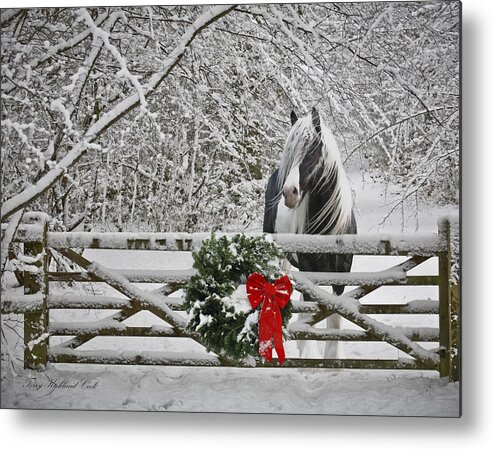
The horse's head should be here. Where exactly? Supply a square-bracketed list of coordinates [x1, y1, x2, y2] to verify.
[281, 108, 324, 209]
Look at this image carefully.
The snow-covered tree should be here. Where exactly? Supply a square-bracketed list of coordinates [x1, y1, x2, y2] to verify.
[1, 2, 460, 233]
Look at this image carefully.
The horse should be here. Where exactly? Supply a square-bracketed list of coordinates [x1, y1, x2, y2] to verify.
[263, 107, 357, 358]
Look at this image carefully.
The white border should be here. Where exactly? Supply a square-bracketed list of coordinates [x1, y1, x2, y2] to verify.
[2, 0, 493, 447]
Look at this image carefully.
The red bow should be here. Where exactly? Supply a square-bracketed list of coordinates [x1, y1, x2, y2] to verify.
[246, 273, 292, 365]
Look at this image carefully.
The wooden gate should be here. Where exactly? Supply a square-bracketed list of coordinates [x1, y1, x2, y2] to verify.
[1, 215, 460, 381]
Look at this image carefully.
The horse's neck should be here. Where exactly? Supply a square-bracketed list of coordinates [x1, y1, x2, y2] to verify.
[307, 194, 333, 235]
[306, 169, 350, 235]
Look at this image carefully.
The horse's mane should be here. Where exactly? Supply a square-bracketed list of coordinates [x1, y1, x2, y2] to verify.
[276, 115, 353, 235]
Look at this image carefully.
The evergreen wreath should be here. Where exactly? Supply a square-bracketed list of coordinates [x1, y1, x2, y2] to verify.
[184, 234, 292, 362]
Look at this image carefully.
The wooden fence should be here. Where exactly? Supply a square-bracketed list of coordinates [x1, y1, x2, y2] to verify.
[0, 215, 460, 381]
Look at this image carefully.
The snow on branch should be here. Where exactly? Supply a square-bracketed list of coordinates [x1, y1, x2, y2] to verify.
[261, 8, 323, 77]
[348, 6, 393, 67]
[50, 99, 79, 138]
[379, 64, 444, 126]
[0, 210, 24, 275]
[343, 107, 455, 164]
[1, 139, 100, 221]
[2, 119, 46, 167]
[29, 10, 109, 71]
[0, 9, 21, 26]
[78, 8, 147, 109]
[1, 5, 236, 221]
[60, 9, 123, 104]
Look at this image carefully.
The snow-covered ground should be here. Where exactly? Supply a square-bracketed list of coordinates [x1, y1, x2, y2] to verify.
[1, 175, 460, 416]
[2, 363, 458, 416]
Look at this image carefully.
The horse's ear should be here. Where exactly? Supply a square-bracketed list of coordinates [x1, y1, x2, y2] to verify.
[311, 107, 321, 133]
[290, 111, 298, 126]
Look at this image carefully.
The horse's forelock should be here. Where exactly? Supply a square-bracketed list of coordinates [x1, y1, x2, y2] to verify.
[277, 116, 315, 190]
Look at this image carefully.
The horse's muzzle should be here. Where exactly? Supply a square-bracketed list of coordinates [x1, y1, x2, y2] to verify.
[283, 185, 301, 209]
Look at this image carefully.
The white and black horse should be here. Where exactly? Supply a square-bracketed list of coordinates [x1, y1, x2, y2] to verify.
[263, 107, 357, 358]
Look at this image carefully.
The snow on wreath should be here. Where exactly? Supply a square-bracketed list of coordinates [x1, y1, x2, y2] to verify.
[184, 234, 293, 364]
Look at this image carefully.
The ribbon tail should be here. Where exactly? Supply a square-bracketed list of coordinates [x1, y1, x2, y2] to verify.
[272, 308, 285, 365]
[259, 303, 273, 362]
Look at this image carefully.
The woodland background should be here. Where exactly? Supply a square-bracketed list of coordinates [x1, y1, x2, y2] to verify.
[1, 2, 460, 232]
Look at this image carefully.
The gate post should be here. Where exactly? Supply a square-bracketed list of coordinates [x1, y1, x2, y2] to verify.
[438, 218, 452, 379]
[24, 221, 49, 369]
[438, 216, 460, 381]
[448, 217, 461, 382]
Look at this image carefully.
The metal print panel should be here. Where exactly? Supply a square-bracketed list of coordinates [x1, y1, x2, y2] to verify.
[0, 1, 461, 416]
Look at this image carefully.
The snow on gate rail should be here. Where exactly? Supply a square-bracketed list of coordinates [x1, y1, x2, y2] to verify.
[6, 225, 446, 255]
[0, 215, 460, 380]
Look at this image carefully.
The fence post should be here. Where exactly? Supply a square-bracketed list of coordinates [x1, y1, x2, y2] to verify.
[449, 217, 461, 382]
[438, 218, 451, 379]
[24, 221, 49, 369]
